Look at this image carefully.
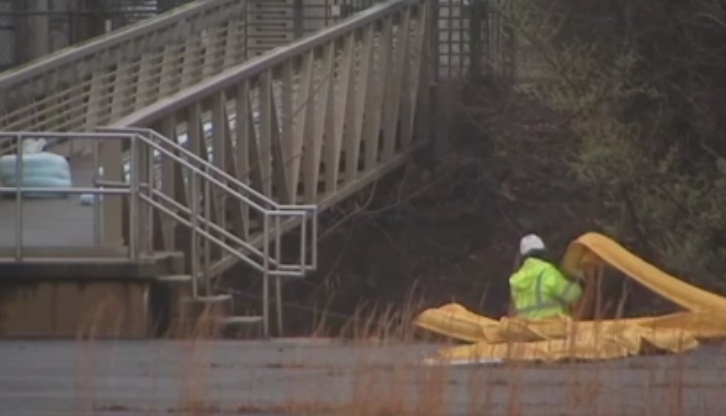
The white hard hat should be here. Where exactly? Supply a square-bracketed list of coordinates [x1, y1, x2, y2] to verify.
[519, 234, 545, 256]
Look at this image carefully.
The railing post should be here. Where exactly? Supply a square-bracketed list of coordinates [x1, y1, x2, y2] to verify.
[129, 134, 140, 261]
[191, 170, 200, 298]
[92, 136, 102, 246]
[275, 213, 283, 336]
[147, 132, 155, 252]
[262, 212, 270, 339]
[300, 212, 307, 272]
[203, 164, 212, 294]
[135, 133, 150, 255]
[311, 208, 318, 271]
[14, 134, 23, 261]
[100, 132, 124, 247]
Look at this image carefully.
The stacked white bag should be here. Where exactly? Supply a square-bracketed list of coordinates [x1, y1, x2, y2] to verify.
[0, 138, 73, 199]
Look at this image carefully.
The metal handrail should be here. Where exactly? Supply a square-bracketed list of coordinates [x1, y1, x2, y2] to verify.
[122, 128, 319, 275]
[99, 126, 309, 212]
[127, 129, 316, 276]
[0, 131, 316, 269]
[142, 189, 312, 277]
[128, 129, 317, 337]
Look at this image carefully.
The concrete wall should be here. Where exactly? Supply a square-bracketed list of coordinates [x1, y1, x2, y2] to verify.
[0, 280, 150, 338]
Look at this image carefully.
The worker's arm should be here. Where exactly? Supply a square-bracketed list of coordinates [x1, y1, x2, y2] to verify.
[505, 268, 525, 317]
[544, 267, 583, 306]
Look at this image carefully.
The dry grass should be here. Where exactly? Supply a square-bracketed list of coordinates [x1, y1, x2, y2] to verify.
[67, 289, 726, 416]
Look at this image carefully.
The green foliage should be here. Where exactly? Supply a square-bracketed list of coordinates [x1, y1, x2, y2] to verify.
[492, 0, 726, 288]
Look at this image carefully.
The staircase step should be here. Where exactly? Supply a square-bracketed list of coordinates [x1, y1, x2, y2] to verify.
[181, 294, 232, 304]
[154, 274, 192, 283]
[217, 316, 263, 325]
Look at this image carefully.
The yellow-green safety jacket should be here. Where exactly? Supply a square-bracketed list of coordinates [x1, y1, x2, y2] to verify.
[509, 257, 583, 319]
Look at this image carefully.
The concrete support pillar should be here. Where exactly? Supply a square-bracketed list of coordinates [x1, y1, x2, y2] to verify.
[23, 0, 50, 62]
[64, 0, 106, 46]
[0, 0, 16, 70]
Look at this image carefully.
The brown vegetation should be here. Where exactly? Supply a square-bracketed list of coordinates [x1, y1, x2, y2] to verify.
[273, 0, 726, 331]
[501, 0, 726, 291]
[75, 301, 726, 416]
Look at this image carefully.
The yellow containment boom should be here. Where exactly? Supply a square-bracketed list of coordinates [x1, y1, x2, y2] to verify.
[414, 232, 726, 363]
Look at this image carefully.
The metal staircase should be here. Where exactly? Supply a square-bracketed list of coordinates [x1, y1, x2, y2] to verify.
[0, 0, 465, 338]
[109, 127, 318, 337]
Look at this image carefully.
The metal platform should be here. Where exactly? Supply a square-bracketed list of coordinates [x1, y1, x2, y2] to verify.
[0, 155, 97, 248]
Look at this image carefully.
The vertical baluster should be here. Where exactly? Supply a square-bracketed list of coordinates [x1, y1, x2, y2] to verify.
[147, 133, 155, 252]
[262, 213, 270, 339]
[14, 134, 23, 261]
[129, 134, 139, 261]
[191, 171, 200, 298]
[203, 165, 212, 295]
[93, 135, 101, 246]
[275, 214, 283, 336]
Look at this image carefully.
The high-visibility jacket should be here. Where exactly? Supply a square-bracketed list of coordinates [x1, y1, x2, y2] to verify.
[509, 257, 582, 320]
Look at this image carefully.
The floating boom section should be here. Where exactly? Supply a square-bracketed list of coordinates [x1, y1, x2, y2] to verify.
[415, 232, 726, 363]
[561, 232, 726, 314]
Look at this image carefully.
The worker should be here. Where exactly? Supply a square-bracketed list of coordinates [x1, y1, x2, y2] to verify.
[509, 234, 583, 319]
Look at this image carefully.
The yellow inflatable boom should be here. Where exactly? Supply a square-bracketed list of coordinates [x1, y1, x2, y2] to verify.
[414, 232, 726, 363]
